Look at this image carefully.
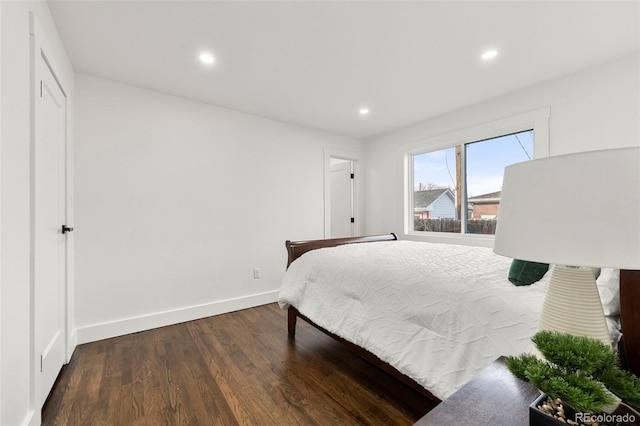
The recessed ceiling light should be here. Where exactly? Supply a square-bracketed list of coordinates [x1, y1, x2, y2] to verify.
[481, 49, 498, 61]
[359, 108, 370, 115]
[199, 52, 215, 65]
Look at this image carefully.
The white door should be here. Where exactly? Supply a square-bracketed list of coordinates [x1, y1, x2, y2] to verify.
[329, 160, 354, 238]
[34, 51, 67, 404]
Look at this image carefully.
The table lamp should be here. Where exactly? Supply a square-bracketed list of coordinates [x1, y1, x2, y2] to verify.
[494, 147, 640, 345]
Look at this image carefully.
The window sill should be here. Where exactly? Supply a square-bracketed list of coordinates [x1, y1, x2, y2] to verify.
[401, 232, 495, 248]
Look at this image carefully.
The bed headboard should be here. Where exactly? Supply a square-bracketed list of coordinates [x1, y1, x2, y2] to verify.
[620, 269, 640, 376]
[285, 233, 397, 269]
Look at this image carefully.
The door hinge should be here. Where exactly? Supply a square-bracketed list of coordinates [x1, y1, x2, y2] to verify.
[40, 355, 43, 372]
[350, 173, 354, 179]
[350, 218, 355, 223]
[40, 80, 43, 98]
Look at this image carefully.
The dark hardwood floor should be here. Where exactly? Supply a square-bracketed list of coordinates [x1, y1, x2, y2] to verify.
[42, 303, 437, 425]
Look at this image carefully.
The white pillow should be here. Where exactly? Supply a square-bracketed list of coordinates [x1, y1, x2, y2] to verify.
[597, 268, 620, 316]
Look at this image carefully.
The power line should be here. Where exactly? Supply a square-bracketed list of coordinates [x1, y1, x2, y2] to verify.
[514, 134, 532, 160]
[444, 149, 456, 190]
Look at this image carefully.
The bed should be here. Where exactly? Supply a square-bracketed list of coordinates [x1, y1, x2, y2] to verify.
[278, 233, 640, 402]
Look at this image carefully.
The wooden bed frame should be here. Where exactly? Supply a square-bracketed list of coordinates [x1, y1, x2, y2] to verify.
[284, 233, 640, 401]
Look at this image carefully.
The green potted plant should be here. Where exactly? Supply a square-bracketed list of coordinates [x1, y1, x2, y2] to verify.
[505, 331, 640, 425]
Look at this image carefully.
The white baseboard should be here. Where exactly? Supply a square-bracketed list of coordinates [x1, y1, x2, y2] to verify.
[66, 328, 78, 363]
[24, 409, 38, 426]
[75, 290, 279, 345]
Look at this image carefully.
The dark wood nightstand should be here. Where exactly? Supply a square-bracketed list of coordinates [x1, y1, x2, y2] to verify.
[414, 357, 540, 425]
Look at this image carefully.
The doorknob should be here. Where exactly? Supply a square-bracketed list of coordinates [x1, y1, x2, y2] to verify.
[61, 225, 74, 234]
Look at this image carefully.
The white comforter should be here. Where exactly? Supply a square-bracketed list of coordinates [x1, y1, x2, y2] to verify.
[278, 240, 548, 400]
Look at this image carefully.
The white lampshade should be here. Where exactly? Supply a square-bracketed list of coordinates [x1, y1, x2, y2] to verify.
[494, 147, 640, 345]
[494, 147, 640, 269]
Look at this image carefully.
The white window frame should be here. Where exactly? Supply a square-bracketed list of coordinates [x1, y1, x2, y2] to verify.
[402, 108, 550, 247]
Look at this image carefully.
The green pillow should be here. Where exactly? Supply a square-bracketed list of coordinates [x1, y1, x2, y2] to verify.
[508, 259, 549, 286]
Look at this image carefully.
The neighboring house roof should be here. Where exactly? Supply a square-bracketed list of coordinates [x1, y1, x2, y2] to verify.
[468, 190, 501, 204]
[414, 188, 454, 211]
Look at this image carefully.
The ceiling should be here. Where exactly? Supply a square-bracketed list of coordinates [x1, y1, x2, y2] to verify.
[47, 1, 640, 139]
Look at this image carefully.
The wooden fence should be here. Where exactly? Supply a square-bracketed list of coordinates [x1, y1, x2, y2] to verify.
[414, 218, 497, 235]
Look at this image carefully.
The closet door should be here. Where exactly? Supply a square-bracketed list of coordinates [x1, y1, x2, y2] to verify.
[34, 44, 68, 404]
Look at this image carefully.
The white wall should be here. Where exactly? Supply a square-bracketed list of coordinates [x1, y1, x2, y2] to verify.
[363, 54, 640, 239]
[1, 2, 4, 420]
[74, 74, 363, 343]
[0, 1, 74, 425]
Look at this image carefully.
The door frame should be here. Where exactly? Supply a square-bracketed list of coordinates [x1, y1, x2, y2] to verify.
[323, 147, 363, 238]
[29, 11, 74, 412]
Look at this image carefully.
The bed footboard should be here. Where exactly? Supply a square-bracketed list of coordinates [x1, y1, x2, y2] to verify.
[285, 233, 397, 269]
[283, 233, 440, 400]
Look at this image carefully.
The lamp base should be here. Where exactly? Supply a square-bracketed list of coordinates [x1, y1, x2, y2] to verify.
[537, 265, 611, 346]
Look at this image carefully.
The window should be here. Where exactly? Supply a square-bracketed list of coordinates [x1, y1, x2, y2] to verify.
[411, 129, 534, 236]
[404, 108, 550, 241]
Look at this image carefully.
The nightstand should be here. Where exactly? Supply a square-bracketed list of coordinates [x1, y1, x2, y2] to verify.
[414, 357, 540, 425]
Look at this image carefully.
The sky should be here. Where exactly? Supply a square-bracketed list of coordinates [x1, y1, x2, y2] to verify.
[413, 130, 534, 197]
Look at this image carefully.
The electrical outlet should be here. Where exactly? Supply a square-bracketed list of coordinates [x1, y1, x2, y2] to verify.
[253, 268, 261, 279]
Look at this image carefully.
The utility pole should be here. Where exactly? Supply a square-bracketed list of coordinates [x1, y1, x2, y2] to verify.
[455, 145, 462, 220]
